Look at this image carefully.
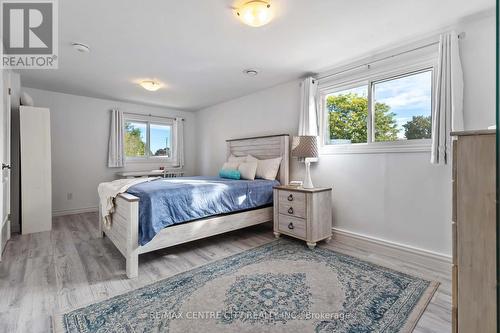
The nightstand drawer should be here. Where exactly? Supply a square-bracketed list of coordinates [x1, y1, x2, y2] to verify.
[278, 190, 306, 217]
[278, 202, 306, 218]
[278, 190, 306, 204]
[278, 214, 306, 238]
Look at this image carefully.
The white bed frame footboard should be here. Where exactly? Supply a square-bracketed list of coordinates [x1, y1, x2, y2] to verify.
[100, 134, 289, 278]
[99, 193, 140, 277]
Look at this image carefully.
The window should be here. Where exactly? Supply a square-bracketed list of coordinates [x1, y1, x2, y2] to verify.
[124, 117, 173, 161]
[373, 71, 432, 142]
[125, 121, 147, 157]
[323, 68, 433, 151]
[150, 124, 172, 157]
[326, 85, 369, 144]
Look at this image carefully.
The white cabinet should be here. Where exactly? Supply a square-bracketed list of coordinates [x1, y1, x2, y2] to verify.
[19, 106, 51, 234]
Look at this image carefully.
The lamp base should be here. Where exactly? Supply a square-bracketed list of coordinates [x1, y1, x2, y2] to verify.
[303, 160, 314, 189]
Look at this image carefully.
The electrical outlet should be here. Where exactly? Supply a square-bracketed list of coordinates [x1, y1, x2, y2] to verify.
[67, 193, 73, 200]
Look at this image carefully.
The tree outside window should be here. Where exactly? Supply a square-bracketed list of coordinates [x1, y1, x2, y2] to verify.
[124, 120, 172, 159]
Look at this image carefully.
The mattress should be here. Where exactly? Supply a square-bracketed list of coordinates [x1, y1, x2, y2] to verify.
[126, 176, 279, 245]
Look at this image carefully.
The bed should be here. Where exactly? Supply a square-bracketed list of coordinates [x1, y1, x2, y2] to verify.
[99, 134, 289, 278]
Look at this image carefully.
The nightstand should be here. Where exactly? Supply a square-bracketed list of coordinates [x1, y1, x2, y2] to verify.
[273, 185, 332, 249]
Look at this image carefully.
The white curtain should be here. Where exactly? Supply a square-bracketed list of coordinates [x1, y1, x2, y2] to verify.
[173, 117, 184, 168]
[108, 109, 124, 168]
[431, 31, 464, 165]
[298, 77, 319, 136]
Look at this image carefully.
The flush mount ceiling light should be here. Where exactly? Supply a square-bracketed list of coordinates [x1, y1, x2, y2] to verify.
[139, 80, 162, 91]
[71, 42, 90, 53]
[243, 69, 259, 76]
[236, 1, 273, 27]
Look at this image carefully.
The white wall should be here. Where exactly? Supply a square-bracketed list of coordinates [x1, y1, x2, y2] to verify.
[196, 13, 496, 257]
[458, 11, 496, 129]
[197, 81, 301, 177]
[24, 88, 197, 215]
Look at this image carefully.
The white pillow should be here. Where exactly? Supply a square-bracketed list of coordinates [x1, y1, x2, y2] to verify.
[238, 161, 258, 180]
[246, 155, 282, 180]
[257, 157, 282, 180]
[222, 155, 247, 171]
[222, 162, 240, 170]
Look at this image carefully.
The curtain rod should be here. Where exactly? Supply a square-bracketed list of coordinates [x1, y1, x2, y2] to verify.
[123, 111, 184, 121]
[315, 32, 465, 82]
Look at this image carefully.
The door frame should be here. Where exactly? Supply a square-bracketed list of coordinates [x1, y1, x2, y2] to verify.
[0, 69, 11, 261]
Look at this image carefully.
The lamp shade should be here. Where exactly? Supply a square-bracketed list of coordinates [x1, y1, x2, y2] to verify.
[291, 136, 318, 158]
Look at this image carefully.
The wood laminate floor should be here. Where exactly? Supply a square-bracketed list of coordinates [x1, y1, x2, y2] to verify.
[0, 212, 451, 332]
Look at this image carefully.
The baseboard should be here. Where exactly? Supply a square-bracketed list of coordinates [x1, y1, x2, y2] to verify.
[332, 227, 452, 266]
[52, 206, 98, 217]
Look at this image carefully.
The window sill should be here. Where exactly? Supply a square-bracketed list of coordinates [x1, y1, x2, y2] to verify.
[125, 158, 173, 165]
[320, 140, 431, 155]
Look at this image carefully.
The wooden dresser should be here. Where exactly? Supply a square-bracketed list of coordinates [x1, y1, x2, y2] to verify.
[451, 129, 496, 333]
[273, 185, 332, 249]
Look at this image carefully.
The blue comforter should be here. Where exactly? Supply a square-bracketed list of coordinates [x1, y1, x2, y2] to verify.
[126, 176, 279, 245]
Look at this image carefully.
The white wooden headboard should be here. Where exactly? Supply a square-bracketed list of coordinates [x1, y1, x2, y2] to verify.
[226, 134, 290, 185]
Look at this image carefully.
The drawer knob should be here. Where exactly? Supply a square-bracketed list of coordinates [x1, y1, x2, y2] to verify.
[288, 207, 294, 214]
[287, 194, 294, 201]
[288, 222, 294, 230]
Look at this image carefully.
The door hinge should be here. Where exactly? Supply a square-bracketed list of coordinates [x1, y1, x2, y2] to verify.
[7, 213, 10, 221]
[8, 88, 11, 95]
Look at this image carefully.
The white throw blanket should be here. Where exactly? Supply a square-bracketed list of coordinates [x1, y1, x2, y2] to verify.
[98, 177, 159, 229]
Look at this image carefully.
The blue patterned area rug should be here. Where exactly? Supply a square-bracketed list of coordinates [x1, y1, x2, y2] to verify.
[54, 239, 438, 333]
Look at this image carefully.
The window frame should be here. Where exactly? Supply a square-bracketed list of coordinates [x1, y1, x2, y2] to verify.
[319, 60, 436, 155]
[123, 114, 175, 163]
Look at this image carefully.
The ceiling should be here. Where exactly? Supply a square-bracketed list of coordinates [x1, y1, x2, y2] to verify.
[20, 0, 494, 111]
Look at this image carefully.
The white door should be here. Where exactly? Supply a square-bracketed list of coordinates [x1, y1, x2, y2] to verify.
[0, 70, 11, 261]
